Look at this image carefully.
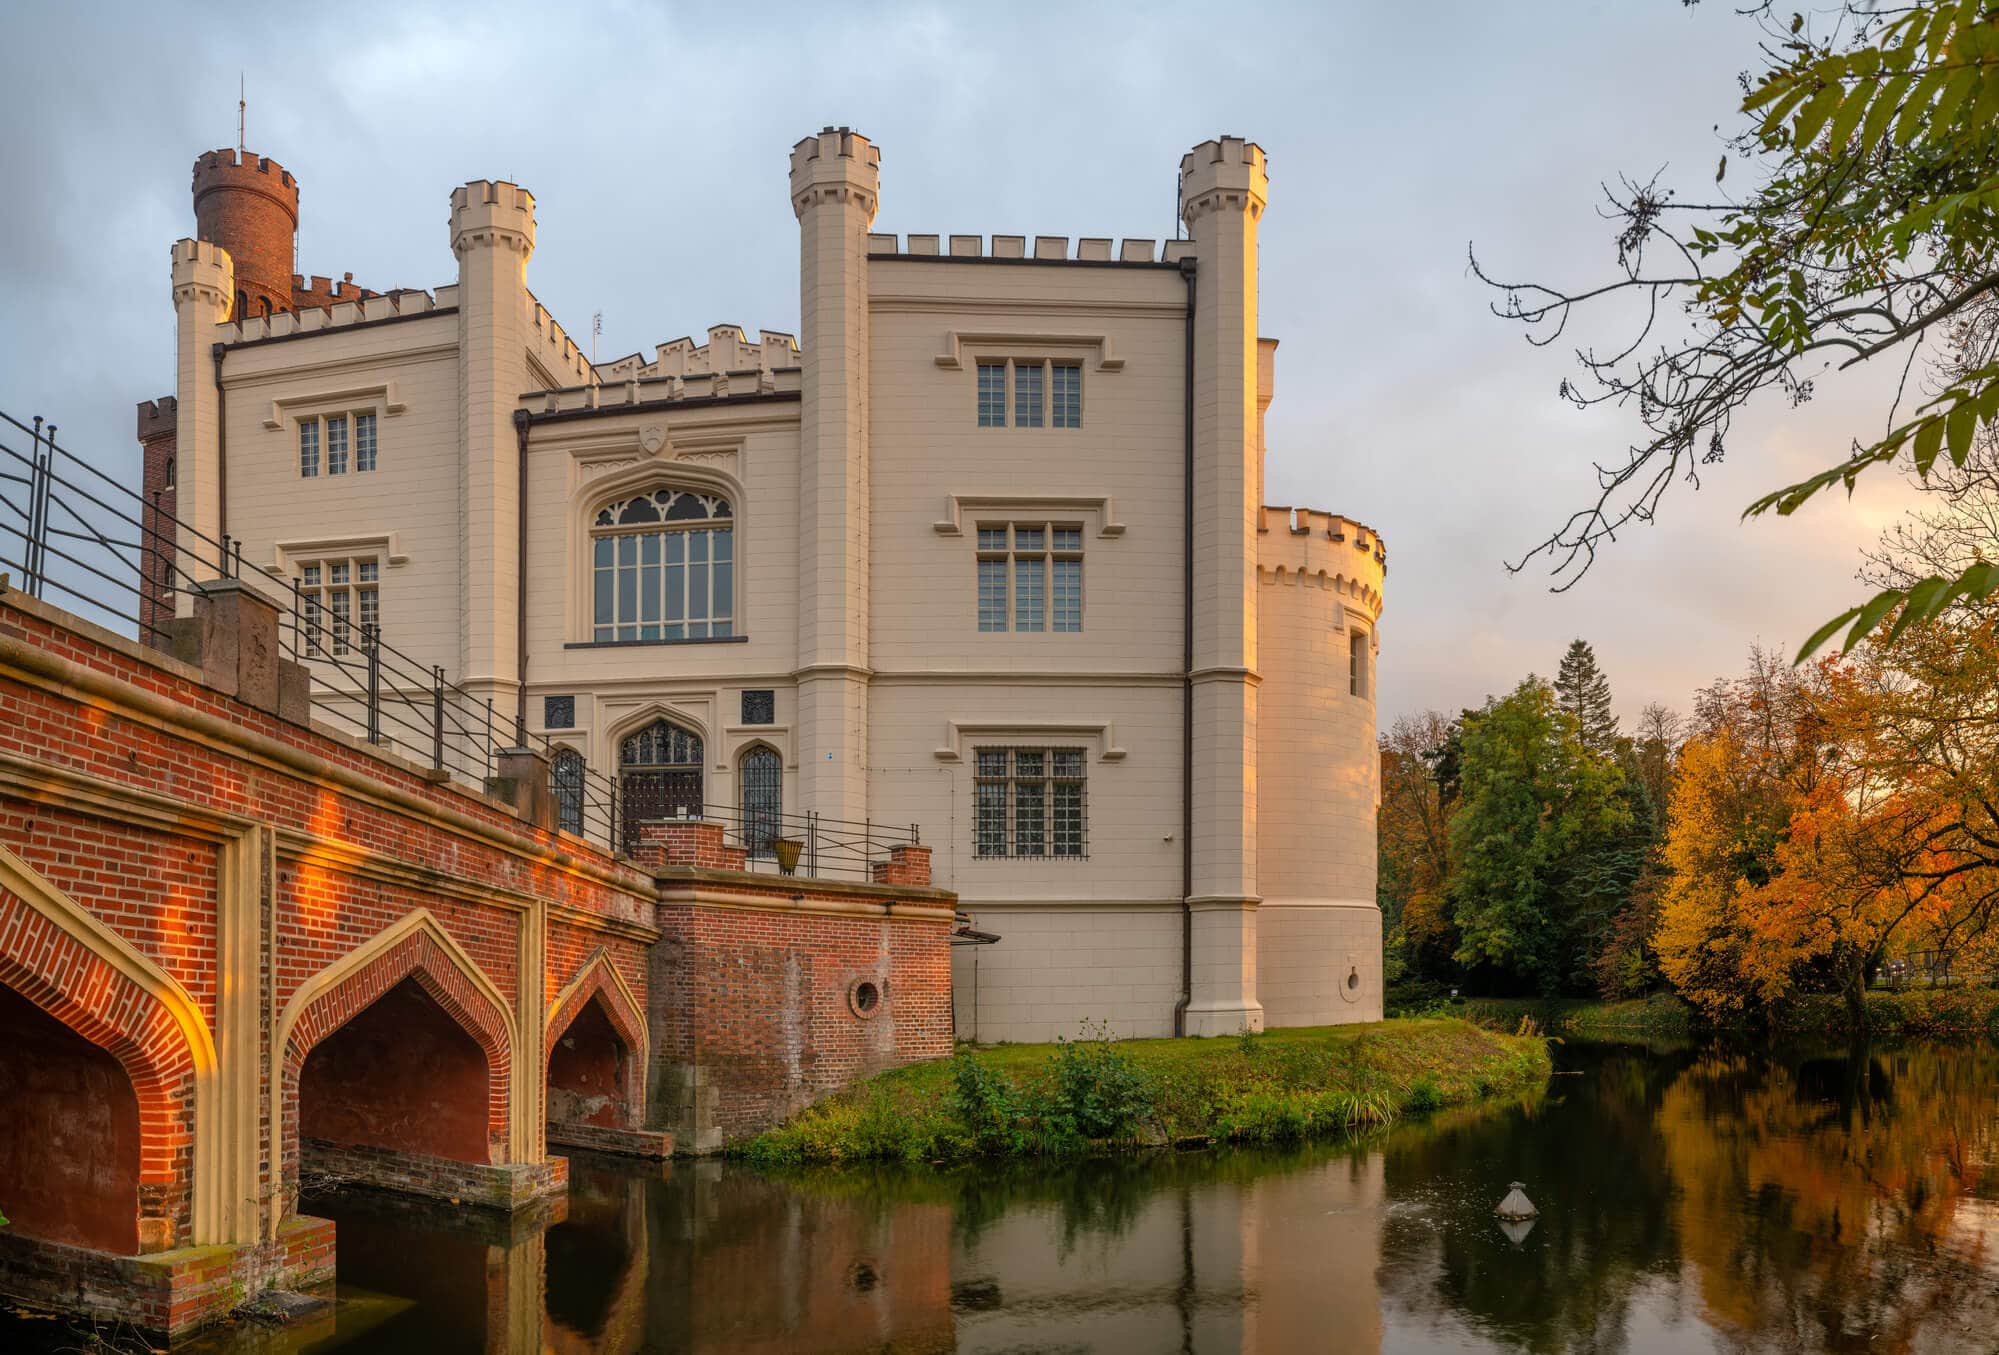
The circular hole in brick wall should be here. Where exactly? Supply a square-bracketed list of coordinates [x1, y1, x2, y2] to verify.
[849, 979, 884, 1019]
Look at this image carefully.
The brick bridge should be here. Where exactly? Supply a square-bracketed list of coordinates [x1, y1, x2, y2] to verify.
[0, 583, 952, 1338]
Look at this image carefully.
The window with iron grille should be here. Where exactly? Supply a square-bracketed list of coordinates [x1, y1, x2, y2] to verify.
[740, 745, 782, 858]
[544, 695, 576, 729]
[298, 556, 379, 659]
[973, 747, 1087, 858]
[298, 411, 380, 478]
[552, 748, 585, 835]
[741, 689, 775, 725]
[976, 523, 1083, 632]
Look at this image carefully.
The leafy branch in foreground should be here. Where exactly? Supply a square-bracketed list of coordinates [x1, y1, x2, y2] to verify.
[1475, 2, 1999, 654]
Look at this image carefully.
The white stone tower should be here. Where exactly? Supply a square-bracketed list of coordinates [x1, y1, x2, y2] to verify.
[789, 128, 879, 822]
[1180, 137, 1268, 1036]
[450, 181, 537, 726]
[170, 238, 234, 592]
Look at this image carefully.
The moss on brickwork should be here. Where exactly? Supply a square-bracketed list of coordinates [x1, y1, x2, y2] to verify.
[737, 1018, 1551, 1166]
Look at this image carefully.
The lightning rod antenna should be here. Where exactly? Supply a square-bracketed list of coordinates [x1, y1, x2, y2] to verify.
[238, 74, 245, 153]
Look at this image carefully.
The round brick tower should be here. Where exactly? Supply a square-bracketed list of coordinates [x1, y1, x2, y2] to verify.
[191, 148, 298, 319]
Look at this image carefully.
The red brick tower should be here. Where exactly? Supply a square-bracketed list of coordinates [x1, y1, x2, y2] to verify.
[191, 148, 299, 320]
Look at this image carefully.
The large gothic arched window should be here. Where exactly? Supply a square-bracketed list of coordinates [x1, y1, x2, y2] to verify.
[591, 489, 734, 642]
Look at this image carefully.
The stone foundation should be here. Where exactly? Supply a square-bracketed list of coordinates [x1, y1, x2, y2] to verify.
[302, 1139, 568, 1211]
[0, 1214, 335, 1339]
[546, 1119, 674, 1159]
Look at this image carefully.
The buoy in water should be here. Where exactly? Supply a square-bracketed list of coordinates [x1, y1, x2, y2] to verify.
[1496, 1182, 1538, 1221]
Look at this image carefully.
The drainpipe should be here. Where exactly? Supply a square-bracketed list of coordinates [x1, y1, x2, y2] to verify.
[212, 342, 229, 549]
[1174, 257, 1197, 1037]
[513, 409, 532, 744]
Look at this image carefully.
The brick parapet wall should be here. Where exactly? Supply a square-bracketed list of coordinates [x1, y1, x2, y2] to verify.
[649, 889, 954, 1151]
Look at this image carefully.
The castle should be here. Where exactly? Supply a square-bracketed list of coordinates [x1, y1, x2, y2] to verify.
[138, 129, 1386, 1041]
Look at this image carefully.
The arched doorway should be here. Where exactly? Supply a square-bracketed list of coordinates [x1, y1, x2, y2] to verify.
[0, 982, 141, 1253]
[619, 719, 703, 853]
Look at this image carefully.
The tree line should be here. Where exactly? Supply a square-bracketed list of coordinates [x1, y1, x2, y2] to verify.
[1381, 617, 1999, 1023]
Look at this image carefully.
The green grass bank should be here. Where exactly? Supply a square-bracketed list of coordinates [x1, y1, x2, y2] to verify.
[738, 1018, 1551, 1167]
[1412, 988, 1999, 1042]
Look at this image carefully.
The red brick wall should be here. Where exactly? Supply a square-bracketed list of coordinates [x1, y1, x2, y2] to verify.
[191, 149, 298, 319]
[0, 984, 141, 1253]
[650, 898, 952, 1145]
[548, 999, 629, 1128]
[0, 594, 651, 1251]
[136, 399, 176, 647]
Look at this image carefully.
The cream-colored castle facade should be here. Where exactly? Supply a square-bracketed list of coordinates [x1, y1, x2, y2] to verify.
[154, 129, 1386, 1041]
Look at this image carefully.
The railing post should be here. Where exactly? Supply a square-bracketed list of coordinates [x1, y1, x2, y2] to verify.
[609, 777, 621, 855]
[431, 665, 445, 771]
[485, 698, 495, 777]
[24, 415, 47, 599]
[364, 623, 381, 745]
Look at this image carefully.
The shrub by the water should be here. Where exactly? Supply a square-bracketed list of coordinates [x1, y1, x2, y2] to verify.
[739, 1018, 1551, 1165]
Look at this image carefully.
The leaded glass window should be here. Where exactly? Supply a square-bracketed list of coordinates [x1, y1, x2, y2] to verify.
[973, 747, 1088, 858]
[591, 490, 735, 642]
[977, 362, 1007, 426]
[974, 522, 1083, 632]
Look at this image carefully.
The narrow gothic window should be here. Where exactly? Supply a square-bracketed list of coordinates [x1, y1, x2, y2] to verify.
[1014, 362, 1044, 427]
[740, 746, 782, 858]
[553, 748, 585, 835]
[299, 420, 319, 478]
[1052, 362, 1083, 427]
[976, 362, 1007, 426]
[1350, 629, 1368, 698]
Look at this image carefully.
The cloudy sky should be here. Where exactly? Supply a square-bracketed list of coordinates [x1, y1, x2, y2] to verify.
[0, 1, 1924, 727]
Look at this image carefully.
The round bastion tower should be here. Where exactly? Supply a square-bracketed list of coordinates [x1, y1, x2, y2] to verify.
[191, 148, 299, 319]
[1254, 508, 1388, 1024]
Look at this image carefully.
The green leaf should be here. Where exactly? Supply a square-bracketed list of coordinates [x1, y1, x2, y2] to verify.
[1914, 415, 1946, 477]
[1948, 401, 1976, 466]
[1828, 82, 1872, 147]
[1861, 72, 1908, 152]
[1883, 574, 1952, 646]
[1793, 81, 1843, 145]
[1796, 606, 1863, 663]
[1845, 589, 1906, 653]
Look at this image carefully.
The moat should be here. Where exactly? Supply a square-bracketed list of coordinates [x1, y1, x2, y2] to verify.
[9, 1037, 1996, 1353]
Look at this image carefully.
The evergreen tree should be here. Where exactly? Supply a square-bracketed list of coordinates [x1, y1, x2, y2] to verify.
[1555, 639, 1620, 756]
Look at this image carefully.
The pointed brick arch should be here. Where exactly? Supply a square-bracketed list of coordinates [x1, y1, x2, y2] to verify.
[0, 845, 217, 1251]
[546, 951, 647, 1130]
[547, 950, 647, 1066]
[279, 911, 516, 1173]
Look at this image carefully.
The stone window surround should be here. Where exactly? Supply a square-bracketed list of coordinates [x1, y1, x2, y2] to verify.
[264, 383, 405, 479]
[564, 459, 750, 649]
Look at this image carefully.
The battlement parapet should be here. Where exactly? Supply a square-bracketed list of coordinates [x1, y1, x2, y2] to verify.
[596, 326, 802, 384]
[192, 148, 300, 212]
[171, 238, 233, 309]
[214, 286, 450, 343]
[866, 233, 1193, 265]
[1257, 505, 1387, 616]
[450, 180, 536, 258]
[1180, 135, 1268, 225]
[521, 363, 803, 416]
[525, 290, 593, 386]
[137, 396, 178, 442]
[789, 126, 879, 220]
[292, 271, 380, 310]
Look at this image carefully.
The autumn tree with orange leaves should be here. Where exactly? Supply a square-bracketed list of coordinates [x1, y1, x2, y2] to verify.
[1657, 636, 1999, 1023]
